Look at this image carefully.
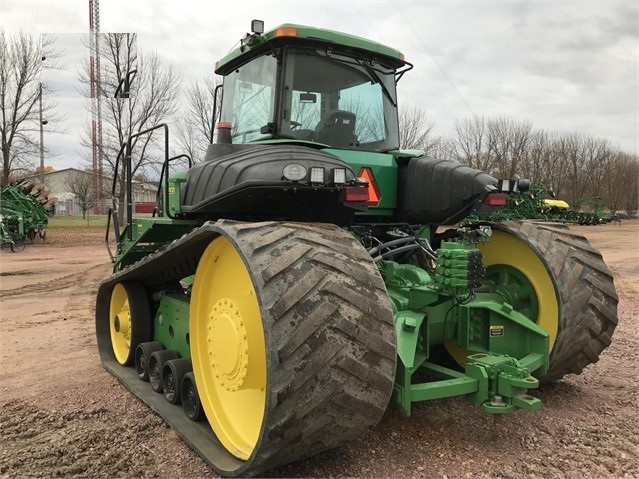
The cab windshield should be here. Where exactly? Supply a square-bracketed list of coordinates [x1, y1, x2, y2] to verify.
[219, 47, 401, 152]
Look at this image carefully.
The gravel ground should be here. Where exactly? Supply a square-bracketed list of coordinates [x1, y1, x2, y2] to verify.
[0, 222, 637, 478]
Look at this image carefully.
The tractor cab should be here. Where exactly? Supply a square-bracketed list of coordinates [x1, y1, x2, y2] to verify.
[214, 22, 411, 152]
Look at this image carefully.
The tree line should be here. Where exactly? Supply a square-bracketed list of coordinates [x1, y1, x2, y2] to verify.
[402, 114, 638, 214]
[1, 31, 637, 215]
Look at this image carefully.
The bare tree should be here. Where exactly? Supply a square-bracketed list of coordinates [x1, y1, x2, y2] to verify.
[80, 33, 182, 217]
[486, 116, 533, 178]
[174, 74, 221, 162]
[440, 113, 637, 214]
[398, 105, 440, 155]
[520, 129, 550, 185]
[602, 152, 638, 214]
[449, 116, 494, 173]
[64, 170, 95, 219]
[621, 155, 639, 215]
[0, 31, 62, 186]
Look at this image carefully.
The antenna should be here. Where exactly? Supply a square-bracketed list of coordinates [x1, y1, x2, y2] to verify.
[89, 0, 103, 213]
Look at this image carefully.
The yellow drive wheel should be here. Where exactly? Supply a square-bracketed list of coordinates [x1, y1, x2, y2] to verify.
[109, 281, 151, 365]
[187, 221, 396, 476]
[190, 236, 266, 460]
[446, 221, 617, 381]
[480, 229, 560, 348]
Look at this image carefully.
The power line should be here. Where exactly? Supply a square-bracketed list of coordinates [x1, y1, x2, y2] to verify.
[394, 1, 476, 118]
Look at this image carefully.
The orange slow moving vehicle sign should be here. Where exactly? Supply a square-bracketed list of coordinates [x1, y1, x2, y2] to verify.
[357, 167, 381, 207]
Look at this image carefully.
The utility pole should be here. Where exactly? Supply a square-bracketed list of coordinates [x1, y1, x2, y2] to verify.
[39, 85, 44, 183]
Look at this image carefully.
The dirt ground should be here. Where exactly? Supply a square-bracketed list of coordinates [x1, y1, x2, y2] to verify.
[0, 221, 637, 478]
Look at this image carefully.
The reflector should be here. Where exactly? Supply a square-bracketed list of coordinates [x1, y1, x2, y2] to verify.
[344, 187, 369, 202]
[356, 167, 381, 206]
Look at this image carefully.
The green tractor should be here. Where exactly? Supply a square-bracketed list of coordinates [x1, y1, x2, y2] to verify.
[95, 21, 618, 477]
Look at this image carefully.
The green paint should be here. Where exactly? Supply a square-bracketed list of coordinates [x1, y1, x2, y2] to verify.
[383, 253, 548, 418]
[153, 293, 191, 359]
[114, 217, 200, 271]
[327, 149, 398, 215]
[216, 23, 406, 75]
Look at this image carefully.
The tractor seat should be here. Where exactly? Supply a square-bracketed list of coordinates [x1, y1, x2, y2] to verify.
[313, 110, 357, 148]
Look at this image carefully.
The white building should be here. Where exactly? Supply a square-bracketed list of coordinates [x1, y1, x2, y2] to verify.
[22, 168, 157, 215]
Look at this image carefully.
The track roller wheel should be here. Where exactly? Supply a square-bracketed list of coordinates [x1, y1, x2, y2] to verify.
[181, 371, 205, 421]
[465, 221, 617, 380]
[162, 358, 192, 404]
[148, 350, 178, 393]
[190, 221, 396, 476]
[109, 282, 151, 365]
[135, 341, 162, 381]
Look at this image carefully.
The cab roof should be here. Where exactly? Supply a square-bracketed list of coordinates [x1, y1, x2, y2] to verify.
[215, 23, 407, 75]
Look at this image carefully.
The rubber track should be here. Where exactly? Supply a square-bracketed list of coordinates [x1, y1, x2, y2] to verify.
[95, 220, 396, 477]
[495, 221, 618, 381]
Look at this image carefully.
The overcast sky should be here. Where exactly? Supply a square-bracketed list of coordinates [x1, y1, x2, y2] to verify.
[1, 0, 637, 171]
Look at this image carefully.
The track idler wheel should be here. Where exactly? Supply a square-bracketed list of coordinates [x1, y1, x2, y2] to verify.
[109, 282, 151, 365]
[190, 221, 396, 476]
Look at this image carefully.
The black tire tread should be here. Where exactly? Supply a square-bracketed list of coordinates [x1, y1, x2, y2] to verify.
[497, 221, 618, 381]
[216, 221, 396, 475]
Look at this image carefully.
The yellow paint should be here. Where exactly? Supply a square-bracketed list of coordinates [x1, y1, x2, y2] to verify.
[110, 283, 133, 365]
[190, 236, 266, 460]
[543, 199, 570, 209]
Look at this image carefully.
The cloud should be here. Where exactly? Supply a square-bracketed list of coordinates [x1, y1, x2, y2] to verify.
[1, 0, 637, 173]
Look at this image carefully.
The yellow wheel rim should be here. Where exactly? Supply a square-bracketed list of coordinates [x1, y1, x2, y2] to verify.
[190, 236, 266, 460]
[109, 283, 133, 365]
[446, 229, 559, 364]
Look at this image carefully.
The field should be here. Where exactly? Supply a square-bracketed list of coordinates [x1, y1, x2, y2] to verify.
[0, 221, 637, 478]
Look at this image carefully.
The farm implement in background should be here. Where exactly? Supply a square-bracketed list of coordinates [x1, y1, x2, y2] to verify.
[1, 181, 55, 252]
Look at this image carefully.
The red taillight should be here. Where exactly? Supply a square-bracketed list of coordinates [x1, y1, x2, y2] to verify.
[356, 167, 381, 206]
[343, 186, 369, 202]
[484, 193, 507, 206]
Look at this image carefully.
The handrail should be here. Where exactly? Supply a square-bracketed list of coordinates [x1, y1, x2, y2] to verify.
[105, 142, 127, 262]
[114, 69, 138, 99]
[124, 123, 169, 241]
[209, 84, 223, 143]
[106, 122, 185, 251]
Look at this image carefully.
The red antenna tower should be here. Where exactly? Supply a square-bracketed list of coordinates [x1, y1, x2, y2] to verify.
[89, 0, 103, 213]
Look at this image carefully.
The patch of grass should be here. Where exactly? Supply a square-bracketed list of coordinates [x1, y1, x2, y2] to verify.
[48, 215, 109, 229]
